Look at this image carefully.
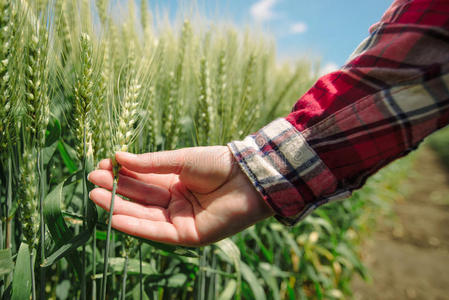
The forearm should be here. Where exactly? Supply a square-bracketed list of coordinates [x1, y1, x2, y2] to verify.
[229, 0, 449, 225]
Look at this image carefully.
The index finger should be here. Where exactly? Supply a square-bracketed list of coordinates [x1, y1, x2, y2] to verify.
[97, 158, 177, 189]
[115, 149, 192, 174]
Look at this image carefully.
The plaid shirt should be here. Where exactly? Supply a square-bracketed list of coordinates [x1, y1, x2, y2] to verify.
[228, 0, 449, 225]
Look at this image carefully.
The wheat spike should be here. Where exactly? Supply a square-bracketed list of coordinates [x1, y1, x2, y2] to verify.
[115, 40, 143, 153]
[18, 148, 39, 249]
[95, 0, 109, 25]
[23, 20, 50, 147]
[146, 85, 157, 151]
[92, 39, 112, 160]
[196, 57, 214, 145]
[163, 20, 191, 149]
[73, 32, 94, 161]
[0, 0, 14, 152]
[56, 0, 72, 57]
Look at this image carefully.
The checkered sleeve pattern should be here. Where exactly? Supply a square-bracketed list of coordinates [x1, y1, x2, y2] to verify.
[228, 0, 449, 225]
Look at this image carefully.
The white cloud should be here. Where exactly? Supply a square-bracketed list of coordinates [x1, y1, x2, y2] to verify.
[250, 0, 278, 22]
[290, 22, 308, 34]
[319, 62, 339, 76]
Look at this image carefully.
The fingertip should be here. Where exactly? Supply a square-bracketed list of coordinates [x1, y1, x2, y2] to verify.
[115, 151, 142, 172]
[98, 158, 113, 170]
[89, 188, 104, 202]
[89, 188, 117, 211]
[116, 151, 138, 161]
[87, 169, 114, 188]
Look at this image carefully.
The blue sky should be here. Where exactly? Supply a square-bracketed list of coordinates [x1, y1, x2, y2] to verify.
[139, 0, 393, 72]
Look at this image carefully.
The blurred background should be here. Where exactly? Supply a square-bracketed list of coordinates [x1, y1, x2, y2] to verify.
[115, 0, 393, 73]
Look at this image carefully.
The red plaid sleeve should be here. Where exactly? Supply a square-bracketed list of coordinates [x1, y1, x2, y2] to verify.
[228, 0, 449, 225]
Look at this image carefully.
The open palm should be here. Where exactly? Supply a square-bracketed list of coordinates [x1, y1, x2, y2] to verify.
[88, 146, 274, 246]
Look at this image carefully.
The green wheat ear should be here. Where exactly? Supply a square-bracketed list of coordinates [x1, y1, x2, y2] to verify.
[141, 0, 153, 42]
[163, 20, 192, 150]
[92, 39, 112, 161]
[95, 0, 109, 25]
[55, 0, 73, 58]
[0, 0, 14, 153]
[195, 56, 214, 146]
[116, 41, 142, 153]
[73, 32, 94, 161]
[18, 148, 39, 249]
[23, 24, 50, 148]
[145, 85, 157, 151]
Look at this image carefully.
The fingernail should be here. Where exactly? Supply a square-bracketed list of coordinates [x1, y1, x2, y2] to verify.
[87, 172, 92, 181]
[88, 191, 92, 199]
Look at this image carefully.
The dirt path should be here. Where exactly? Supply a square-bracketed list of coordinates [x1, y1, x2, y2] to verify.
[352, 145, 449, 300]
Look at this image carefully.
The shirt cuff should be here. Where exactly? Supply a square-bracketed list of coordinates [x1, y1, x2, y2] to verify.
[227, 118, 351, 225]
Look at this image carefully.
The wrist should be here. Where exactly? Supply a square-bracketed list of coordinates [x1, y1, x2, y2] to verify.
[226, 144, 275, 220]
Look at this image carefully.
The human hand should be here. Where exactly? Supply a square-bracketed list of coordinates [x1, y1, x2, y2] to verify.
[88, 146, 274, 246]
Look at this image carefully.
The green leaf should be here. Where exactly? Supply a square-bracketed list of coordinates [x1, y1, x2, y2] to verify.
[240, 261, 266, 300]
[42, 218, 96, 268]
[131, 283, 150, 300]
[42, 171, 98, 270]
[11, 243, 32, 300]
[259, 262, 290, 278]
[215, 238, 241, 263]
[95, 230, 119, 241]
[258, 269, 280, 300]
[247, 227, 273, 263]
[215, 239, 242, 299]
[43, 118, 62, 166]
[109, 257, 158, 275]
[258, 263, 290, 300]
[43, 172, 83, 274]
[137, 237, 199, 257]
[146, 273, 188, 288]
[218, 279, 237, 300]
[45, 117, 62, 147]
[0, 248, 14, 276]
[281, 229, 303, 259]
[43, 139, 59, 167]
[57, 141, 78, 173]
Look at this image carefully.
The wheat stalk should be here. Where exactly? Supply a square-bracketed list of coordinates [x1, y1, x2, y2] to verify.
[72, 32, 96, 300]
[101, 37, 149, 300]
[8, 3, 51, 298]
